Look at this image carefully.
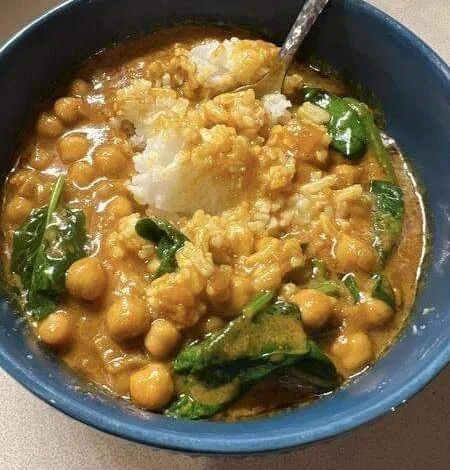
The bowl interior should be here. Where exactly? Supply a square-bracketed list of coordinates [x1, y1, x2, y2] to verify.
[0, 0, 449, 454]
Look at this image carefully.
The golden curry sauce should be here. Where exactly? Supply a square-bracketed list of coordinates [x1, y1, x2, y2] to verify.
[0, 26, 426, 419]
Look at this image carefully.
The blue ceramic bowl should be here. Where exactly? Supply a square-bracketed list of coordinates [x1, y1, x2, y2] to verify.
[0, 0, 449, 454]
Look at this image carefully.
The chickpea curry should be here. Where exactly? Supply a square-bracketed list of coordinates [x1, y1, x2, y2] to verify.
[0, 26, 426, 420]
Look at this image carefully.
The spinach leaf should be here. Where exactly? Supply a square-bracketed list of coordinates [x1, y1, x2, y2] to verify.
[369, 180, 405, 263]
[315, 280, 340, 297]
[303, 87, 367, 159]
[11, 176, 87, 318]
[342, 273, 361, 303]
[309, 259, 340, 297]
[165, 390, 225, 420]
[135, 217, 188, 278]
[344, 98, 397, 183]
[11, 206, 47, 290]
[167, 292, 339, 420]
[172, 292, 277, 376]
[371, 273, 395, 309]
[277, 341, 341, 392]
[173, 291, 306, 378]
[167, 359, 296, 420]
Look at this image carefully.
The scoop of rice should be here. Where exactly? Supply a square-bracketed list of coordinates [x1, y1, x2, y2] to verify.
[188, 39, 235, 87]
[116, 79, 257, 214]
[127, 129, 250, 215]
[188, 38, 277, 93]
[116, 74, 295, 215]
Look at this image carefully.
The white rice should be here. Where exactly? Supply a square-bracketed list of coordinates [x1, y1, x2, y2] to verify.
[188, 38, 240, 87]
[129, 129, 188, 211]
[115, 80, 232, 214]
[261, 93, 292, 124]
[118, 79, 291, 215]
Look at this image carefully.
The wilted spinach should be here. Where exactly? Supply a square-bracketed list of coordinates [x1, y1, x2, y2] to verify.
[310, 259, 340, 297]
[371, 273, 396, 309]
[315, 280, 340, 297]
[277, 341, 341, 391]
[344, 98, 397, 183]
[342, 273, 361, 303]
[11, 176, 87, 319]
[135, 217, 188, 279]
[342, 271, 395, 312]
[166, 291, 340, 419]
[303, 87, 367, 159]
[369, 180, 405, 263]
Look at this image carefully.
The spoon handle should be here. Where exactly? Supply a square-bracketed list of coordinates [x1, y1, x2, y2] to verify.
[279, 0, 331, 66]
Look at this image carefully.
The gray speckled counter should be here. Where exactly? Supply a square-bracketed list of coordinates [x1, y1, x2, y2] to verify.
[0, 1, 448, 469]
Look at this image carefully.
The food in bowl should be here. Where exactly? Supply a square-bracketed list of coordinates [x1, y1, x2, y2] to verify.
[0, 26, 426, 420]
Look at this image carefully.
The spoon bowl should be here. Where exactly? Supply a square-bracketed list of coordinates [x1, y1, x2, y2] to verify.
[231, 0, 331, 97]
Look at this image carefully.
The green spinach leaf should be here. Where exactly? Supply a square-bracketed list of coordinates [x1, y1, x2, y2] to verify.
[369, 180, 405, 263]
[277, 341, 341, 391]
[342, 273, 361, 303]
[303, 88, 367, 159]
[309, 259, 340, 297]
[135, 217, 188, 278]
[344, 98, 397, 183]
[167, 291, 339, 419]
[173, 291, 303, 377]
[315, 280, 341, 297]
[371, 273, 395, 309]
[11, 176, 87, 318]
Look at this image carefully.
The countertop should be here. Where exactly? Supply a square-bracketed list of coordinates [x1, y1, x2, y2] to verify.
[0, 1, 448, 469]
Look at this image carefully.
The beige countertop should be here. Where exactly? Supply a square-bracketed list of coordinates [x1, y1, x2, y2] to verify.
[0, 1, 448, 469]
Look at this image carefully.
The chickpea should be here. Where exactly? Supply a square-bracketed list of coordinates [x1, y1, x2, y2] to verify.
[93, 181, 125, 200]
[54, 97, 84, 124]
[335, 234, 378, 273]
[37, 311, 72, 349]
[29, 146, 53, 170]
[70, 78, 91, 97]
[332, 164, 359, 189]
[293, 289, 337, 329]
[9, 170, 40, 198]
[8, 170, 32, 189]
[3, 196, 33, 223]
[106, 296, 150, 342]
[65, 257, 107, 301]
[334, 303, 363, 329]
[57, 134, 90, 163]
[67, 161, 96, 187]
[201, 315, 226, 335]
[130, 363, 174, 410]
[362, 297, 393, 329]
[17, 183, 37, 201]
[331, 331, 373, 374]
[36, 112, 64, 138]
[106, 196, 134, 220]
[93, 144, 127, 177]
[144, 319, 181, 359]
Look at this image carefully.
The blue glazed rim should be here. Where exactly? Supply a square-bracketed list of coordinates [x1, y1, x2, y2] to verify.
[0, 0, 449, 455]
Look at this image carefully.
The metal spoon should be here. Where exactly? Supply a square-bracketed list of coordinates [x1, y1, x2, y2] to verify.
[233, 0, 331, 97]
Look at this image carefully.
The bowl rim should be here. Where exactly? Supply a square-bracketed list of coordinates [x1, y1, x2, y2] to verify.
[0, 0, 449, 455]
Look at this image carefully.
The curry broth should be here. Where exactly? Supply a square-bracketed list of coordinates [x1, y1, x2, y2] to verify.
[0, 26, 426, 419]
